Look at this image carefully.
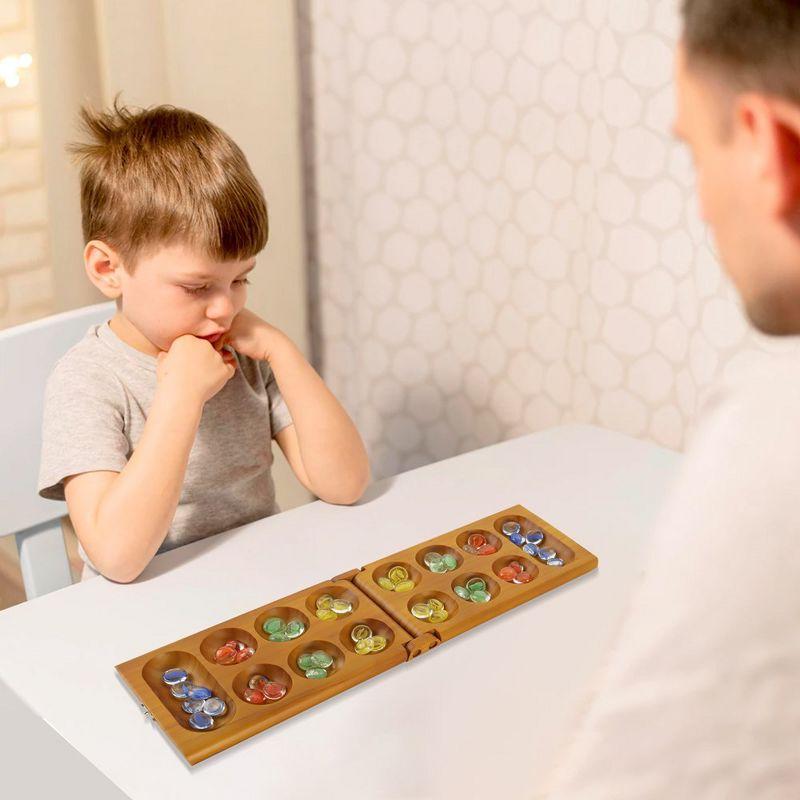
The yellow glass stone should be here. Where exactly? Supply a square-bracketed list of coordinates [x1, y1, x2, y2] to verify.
[393, 580, 415, 593]
[429, 610, 449, 623]
[427, 598, 445, 613]
[315, 608, 337, 621]
[350, 624, 372, 642]
[330, 599, 352, 614]
[370, 636, 387, 652]
[387, 566, 409, 585]
[354, 638, 373, 655]
[377, 577, 395, 591]
[315, 593, 333, 610]
[411, 603, 432, 619]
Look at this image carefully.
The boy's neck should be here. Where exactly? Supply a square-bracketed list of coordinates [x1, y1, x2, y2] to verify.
[109, 313, 160, 357]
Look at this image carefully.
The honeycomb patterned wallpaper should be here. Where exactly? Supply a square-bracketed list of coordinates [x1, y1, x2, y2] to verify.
[297, 0, 800, 481]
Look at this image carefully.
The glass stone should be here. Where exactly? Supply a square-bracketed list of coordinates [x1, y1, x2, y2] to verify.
[526, 531, 544, 546]
[203, 697, 227, 717]
[170, 681, 193, 698]
[305, 667, 328, 679]
[162, 668, 188, 685]
[188, 711, 214, 731]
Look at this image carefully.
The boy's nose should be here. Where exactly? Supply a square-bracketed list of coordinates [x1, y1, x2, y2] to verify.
[206, 294, 235, 320]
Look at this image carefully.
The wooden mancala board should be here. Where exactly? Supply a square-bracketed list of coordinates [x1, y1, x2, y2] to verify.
[116, 504, 598, 764]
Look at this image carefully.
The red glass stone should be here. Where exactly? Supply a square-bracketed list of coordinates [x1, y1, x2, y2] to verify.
[467, 533, 486, 549]
[514, 571, 533, 584]
[248, 674, 269, 691]
[263, 682, 287, 701]
[243, 687, 267, 704]
[215, 645, 237, 665]
[498, 566, 517, 582]
[477, 544, 496, 555]
[509, 560, 524, 574]
[235, 646, 255, 663]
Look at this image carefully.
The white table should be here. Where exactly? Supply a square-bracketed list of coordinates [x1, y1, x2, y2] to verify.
[0, 425, 680, 799]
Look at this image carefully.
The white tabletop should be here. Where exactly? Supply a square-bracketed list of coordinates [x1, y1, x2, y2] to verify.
[0, 424, 679, 799]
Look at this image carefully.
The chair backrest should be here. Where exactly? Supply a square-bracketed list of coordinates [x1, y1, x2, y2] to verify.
[0, 302, 116, 536]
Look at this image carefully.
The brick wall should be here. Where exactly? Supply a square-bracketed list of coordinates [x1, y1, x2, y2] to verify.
[0, 0, 54, 330]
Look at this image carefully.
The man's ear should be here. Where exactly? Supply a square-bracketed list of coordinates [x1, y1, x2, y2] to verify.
[84, 240, 124, 299]
[738, 94, 800, 220]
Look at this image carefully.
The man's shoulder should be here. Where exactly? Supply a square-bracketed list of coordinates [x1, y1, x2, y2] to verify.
[680, 347, 800, 515]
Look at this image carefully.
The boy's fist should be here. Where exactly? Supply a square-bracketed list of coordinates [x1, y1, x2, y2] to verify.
[221, 308, 284, 363]
[156, 335, 236, 406]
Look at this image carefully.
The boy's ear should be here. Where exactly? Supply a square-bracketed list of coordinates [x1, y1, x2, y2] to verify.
[85, 240, 123, 299]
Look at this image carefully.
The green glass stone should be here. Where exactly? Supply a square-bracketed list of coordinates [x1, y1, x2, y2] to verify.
[465, 578, 486, 592]
[298, 653, 316, 670]
[442, 554, 458, 570]
[424, 552, 443, 568]
[305, 667, 328, 679]
[470, 589, 491, 603]
[312, 650, 334, 669]
[430, 561, 447, 573]
[454, 585, 470, 600]
[285, 620, 304, 638]
[263, 617, 284, 634]
[269, 632, 290, 642]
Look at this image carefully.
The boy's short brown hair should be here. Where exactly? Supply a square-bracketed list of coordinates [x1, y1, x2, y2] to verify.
[68, 97, 268, 272]
[682, 0, 800, 104]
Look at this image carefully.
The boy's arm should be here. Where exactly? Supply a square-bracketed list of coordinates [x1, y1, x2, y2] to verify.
[64, 335, 235, 583]
[266, 334, 370, 505]
[64, 388, 203, 583]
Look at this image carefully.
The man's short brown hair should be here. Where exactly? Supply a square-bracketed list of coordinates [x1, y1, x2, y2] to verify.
[68, 98, 268, 272]
[682, 0, 800, 104]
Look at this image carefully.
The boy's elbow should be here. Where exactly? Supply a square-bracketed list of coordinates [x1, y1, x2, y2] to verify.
[321, 466, 370, 506]
[96, 558, 144, 584]
[86, 545, 145, 584]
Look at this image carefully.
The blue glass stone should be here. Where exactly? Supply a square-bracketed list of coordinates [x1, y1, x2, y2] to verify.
[522, 544, 539, 557]
[162, 668, 188, 685]
[203, 697, 227, 717]
[187, 685, 212, 700]
[170, 681, 194, 699]
[501, 521, 521, 536]
[188, 711, 214, 731]
[526, 531, 544, 546]
[182, 698, 205, 714]
[509, 532, 525, 547]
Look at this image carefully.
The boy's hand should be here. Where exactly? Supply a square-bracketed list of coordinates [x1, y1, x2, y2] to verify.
[218, 307, 285, 363]
[156, 334, 236, 406]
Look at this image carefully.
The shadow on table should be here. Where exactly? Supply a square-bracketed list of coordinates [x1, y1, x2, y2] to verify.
[134, 476, 396, 583]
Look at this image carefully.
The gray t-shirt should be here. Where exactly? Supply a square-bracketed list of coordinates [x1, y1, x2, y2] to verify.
[38, 321, 293, 578]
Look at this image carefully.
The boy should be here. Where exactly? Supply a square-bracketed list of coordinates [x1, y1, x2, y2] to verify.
[37, 100, 370, 583]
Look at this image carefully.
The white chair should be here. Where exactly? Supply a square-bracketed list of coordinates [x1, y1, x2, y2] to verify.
[0, 301, 115, 600]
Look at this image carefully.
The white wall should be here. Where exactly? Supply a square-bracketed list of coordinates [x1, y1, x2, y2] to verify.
[300, 0, 800, 479]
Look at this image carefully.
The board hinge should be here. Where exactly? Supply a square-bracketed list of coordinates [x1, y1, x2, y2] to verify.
[404, 631, 441, 660]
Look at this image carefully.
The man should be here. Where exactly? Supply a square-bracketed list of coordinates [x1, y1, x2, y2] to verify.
[541, 2, 800, 797]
